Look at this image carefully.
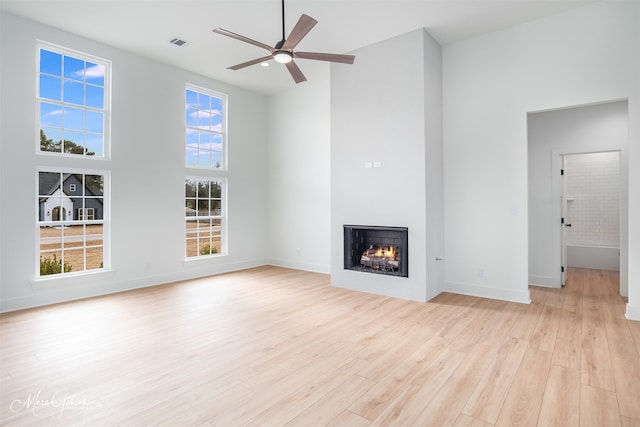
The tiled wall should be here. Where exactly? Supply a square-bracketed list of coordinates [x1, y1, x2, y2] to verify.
[565, 152, 620, 247]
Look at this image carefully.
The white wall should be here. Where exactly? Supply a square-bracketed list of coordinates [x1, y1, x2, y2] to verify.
[0, 13, 269, 312]
[330, 28, 443, 302]
[266, 76, 331, 273]
[566, 152, 621, 247]
[443, 2, 639, 316]
[528, 101, 628, 288]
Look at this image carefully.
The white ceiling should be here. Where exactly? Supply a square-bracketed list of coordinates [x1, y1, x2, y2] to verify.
[1, 0, 594, 96]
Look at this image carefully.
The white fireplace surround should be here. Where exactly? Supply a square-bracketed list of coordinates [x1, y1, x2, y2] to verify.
[330, 28, 444, 302]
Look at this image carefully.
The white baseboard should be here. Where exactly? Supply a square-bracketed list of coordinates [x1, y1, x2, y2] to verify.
[267, 258, 330, 274]
[626, 303, 640, 322]
[1, 259, 269, 313]
[528, 275, 559, 287]
[442, 280, 531, 304]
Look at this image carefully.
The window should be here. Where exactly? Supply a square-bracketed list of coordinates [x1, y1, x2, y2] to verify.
[185, 178, 225, 257]
[38, 42, 110, 157]
[185, 87, 226, 169]
[38, 171, 107, 276]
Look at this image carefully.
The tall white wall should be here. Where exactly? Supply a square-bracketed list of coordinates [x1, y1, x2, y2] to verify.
[0, 13, 269, 312]
[442, 2, 639, 316]
[266, 76, 331, 273]
[528, 101, 628, 288]
[330, 28, 443, 302]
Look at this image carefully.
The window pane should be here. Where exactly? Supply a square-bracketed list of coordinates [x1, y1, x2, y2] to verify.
[197, 110, 210, 129]
[85, 134, 104, 157]
[63, 131, 85, 154]
[212, 151, 222, 169]
[40, 127, 63, 152]
[64, 106, 84, 131]
[40, 75, 62, 100]
[186, 148, 198, 167]
[40, 50, 62, 75]
[40, 226, 62, 251]
[186, 109, 197, 127]
[211, 96, 222, 113]
[198, 151, 210, 168]
[85, 62, 105, 86]
[185, 180, 197, 197]
[197, 181, 209, 198]
[199, 132, 212, 149]
[198, 93, 210, 110]
[40, 102, 63, 127]
[186, 198, 196, 216]
[64, 79, 84, 105]
[86, 85, 104, 108]
[86, 246, 103, 270]
[85, 175, 104, 196]
[63, 249, 84, 272]
[86, 111, 103, 133]
[186, 90, 197, 109]
[211, 115, 222, 132]
[64, 56, 84, 80]
[197, 199, 209, 216]
[211, 133, 223, 151]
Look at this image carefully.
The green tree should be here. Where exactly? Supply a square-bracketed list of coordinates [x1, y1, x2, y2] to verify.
[40, 130, 95, 156]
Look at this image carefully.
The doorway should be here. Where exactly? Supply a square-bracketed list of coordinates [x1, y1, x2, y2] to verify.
[561, 151, 621, 286]
[527, 99, 628, 295]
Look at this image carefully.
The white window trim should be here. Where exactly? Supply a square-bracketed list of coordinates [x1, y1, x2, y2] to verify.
[185, 84, 228, 172]
[184, 176, 228, 260]
[36, 40, 112, 160]
[34, 166, 111, 281]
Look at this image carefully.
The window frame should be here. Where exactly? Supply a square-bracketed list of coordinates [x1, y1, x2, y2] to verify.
[185, 84, 227, 171]
[36, 41, 111, 160]
[184, 177, 227, 259]
[35, 168, 110, 279]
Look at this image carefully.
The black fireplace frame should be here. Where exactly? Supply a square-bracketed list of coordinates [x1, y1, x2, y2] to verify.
[343, 225, 408, 278]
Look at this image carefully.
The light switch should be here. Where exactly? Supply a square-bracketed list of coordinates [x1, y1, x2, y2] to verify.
[373, 161, 382, 168]
[364, 162, 372, 168]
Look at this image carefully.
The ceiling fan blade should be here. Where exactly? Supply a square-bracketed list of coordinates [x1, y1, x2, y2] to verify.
[228, 55, 274, 71]
[285, 61, 307, 84]
[294, 51, 355, 64]
[213, 28, 274, 53]
[282, 14, 317, 50]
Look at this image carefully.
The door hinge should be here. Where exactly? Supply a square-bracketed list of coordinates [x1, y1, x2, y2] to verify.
[561, 169, 564, 175]
[561, 217, 565, 224]
[561, 266, 565, 273]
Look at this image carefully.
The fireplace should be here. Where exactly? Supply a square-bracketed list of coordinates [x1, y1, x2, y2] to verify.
[343, 225, 408, 277]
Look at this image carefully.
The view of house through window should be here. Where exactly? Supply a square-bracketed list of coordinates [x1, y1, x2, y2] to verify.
[185, 178, 225, 257]
[38, 171, 106, 276]
[38, 43, 109, 157]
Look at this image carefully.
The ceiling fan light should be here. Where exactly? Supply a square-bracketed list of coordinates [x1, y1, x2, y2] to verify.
[274, 51, 293, 64]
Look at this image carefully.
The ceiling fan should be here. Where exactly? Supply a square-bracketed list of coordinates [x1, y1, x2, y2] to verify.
[212, 0, 355, 83]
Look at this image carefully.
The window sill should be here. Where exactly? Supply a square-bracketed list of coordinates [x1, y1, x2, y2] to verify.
[182, 253, 228, 267]
[30, 269, 115, 290]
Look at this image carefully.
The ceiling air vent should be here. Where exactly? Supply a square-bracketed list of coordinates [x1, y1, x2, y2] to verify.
[169, 37, 189, 47]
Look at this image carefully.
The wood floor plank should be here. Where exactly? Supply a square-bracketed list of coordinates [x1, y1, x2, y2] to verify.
[0, 266, 634, 426]
[580, 384, 621, 427]
[369, 347, 467, 426]
[495, 348, 552, 427]
[462, 336, 529, 424]
[537, 365, 580, 427]
[409, 343, 498, 427]
[283, 374, 375, 426]
[326, 410, 371, 427]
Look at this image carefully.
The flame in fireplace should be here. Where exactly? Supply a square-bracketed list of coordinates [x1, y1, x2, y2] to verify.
[374, 245, 396, 258]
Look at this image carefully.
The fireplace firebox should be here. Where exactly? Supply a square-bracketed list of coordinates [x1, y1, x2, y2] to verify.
[343, 225, 408, 277]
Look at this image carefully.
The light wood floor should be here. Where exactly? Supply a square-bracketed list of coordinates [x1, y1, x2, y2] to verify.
[1, 266, 639, 426]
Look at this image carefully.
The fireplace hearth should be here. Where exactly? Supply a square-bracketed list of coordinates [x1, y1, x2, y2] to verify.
[344, 225, 408, 277]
